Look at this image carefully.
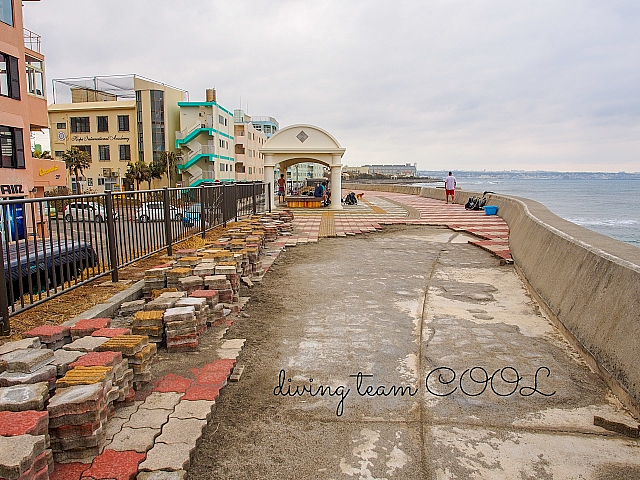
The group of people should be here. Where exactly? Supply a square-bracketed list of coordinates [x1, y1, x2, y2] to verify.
[277, 175, 330, 206]
[277, 172, 457, 206]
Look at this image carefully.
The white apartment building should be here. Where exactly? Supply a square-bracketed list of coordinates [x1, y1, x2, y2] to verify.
[176, 89, 234, 186]
[233, 110, 266, 182]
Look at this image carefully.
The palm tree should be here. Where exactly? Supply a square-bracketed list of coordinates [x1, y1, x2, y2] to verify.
[149, 160, 165, 189]
[124, 161, 151, 190]
[157, 151, 181, 186]
[62, 147, 91, 194]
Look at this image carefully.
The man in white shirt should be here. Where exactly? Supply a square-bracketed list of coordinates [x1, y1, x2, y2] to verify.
[445, 172, 456, 204]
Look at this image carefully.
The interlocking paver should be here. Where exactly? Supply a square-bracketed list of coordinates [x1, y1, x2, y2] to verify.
[169, 400, 215, 421]
[124, 408, 171, 430]
[81, 449, 145, 480]
[138, 392, 183, 411]
[108, 426, 161, 453]
[155, 418, 206, 446]
[139, 442, 193, 472]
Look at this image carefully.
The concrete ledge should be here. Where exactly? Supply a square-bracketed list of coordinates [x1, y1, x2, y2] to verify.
[345, 182, 640, 416]
[64, 280, 146, 327]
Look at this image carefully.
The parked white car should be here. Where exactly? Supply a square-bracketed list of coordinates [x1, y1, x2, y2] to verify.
[135, 202, 183, 222]
[64, 202, 117, 223]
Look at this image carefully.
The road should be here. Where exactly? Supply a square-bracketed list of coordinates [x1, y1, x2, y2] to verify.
[186, 224, 640, 479]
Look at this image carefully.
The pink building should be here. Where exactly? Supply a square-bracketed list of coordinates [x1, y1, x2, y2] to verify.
[0, 0, 65, 200]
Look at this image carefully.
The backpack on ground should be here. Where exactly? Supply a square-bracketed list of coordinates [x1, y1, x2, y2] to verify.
[344, 192, 357, 205]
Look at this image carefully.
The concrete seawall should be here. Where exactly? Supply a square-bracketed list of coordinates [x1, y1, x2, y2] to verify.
[345, 182, 640, 416]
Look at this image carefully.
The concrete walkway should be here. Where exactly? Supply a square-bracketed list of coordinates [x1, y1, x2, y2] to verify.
[185, 191, 640, 479]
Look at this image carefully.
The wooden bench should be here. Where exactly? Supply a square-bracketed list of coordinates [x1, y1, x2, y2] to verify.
[285, 196, 324, 208]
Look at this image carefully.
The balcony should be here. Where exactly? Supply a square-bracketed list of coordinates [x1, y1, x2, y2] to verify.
[235, 145, 245, 155]
[24, 28, 41, 53]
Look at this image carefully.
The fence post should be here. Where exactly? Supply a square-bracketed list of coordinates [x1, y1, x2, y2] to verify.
[104, 191, 119, 283]
[252, 182, 257, 215]
[200, 184, 206, 238]
[0, 239, 10, 336]
[222, 184, 228, 228]
[268, 182, 272, 213]
[163, 187, 173, 256]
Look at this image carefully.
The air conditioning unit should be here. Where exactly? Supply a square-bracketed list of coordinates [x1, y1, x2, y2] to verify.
[102, 168, 111, 177]
[111, 172, 119, 178]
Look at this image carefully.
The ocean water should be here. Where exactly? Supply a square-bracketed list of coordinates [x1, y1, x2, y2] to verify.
[451, 176, 640, 247]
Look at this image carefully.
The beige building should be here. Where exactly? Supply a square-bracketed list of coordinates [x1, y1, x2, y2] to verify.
[175, 89, 235, 186]
[48, 75, 186, 192]
[233, 110, 266, 182]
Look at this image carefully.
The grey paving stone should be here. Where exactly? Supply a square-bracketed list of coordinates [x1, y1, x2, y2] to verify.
[220, 339, 245, 349]
[125, 408, 171, 430]
[46, 383, 103, 417]
[112, 400, 142, 420]
[0, 434, 46, 479]
[0, 338, 41, 355]
[169, 400, 215, 421]
[0, 365, 56, 387]
[137, 470, 186, 480]
[109, 426, 160, 453]
[62, 336, 110, 353]
[51, 349, 84, 376]
[0, 348, 54, 373]
[103, 414, 129, 442]
[0, 382, 49, 412]
[138, 392, 183, 411]
[139, 442, 194, 472]
[155, 418, 206, 446]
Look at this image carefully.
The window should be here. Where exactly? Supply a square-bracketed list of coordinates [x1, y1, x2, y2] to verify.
[98, 177, 105, 186]
[118, 115, 129, 132]
[0, 126, 24, 169]
[54, 151, 64, 157]
[150, 90, 165, 163]
[70, 117, 90, 133]
[220, 163, 224, 172]
[0, 52, 20, 99]
[97, 116, 108, 132]
[119, 144, 131, 161]
[0, 0, 13, 26]
[87, 178, 93, 187]
[76, 145, 91, 159]
[98, 145, 110, 161]
[56, 122, 66, 129]
[25, 56, 44, 97]
[135, 90, 144, 161]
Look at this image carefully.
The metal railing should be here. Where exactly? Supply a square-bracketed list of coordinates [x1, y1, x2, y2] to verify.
[0, 182, 269, 335]
[24, 28, 42, 53]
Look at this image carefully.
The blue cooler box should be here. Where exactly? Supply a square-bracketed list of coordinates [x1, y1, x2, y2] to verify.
[484, 205, 498, 215]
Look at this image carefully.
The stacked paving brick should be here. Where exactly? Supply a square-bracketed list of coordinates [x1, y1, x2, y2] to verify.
[163, 306, 199, 353]
[47, 382, 107, 463]
[0, 347, 56, 392]
[0, 410, 53, 477]
[69, 318, 110, 340]
[23, 326, 71, 351]
[132, 310, 165, 343]
[0, 434, 49, 480]
[98, 335, 156, 390]
[69, 351, 134, 406]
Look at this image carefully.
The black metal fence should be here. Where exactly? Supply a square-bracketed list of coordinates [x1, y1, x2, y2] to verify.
[0, 182, 268, 335]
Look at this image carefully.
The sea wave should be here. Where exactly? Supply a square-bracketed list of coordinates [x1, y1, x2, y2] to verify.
[566, 218, 639, 227]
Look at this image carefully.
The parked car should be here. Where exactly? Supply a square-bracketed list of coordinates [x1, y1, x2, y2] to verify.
[182, 203, 217, 227]
[63, 202, 117, 223]
[136, 202, 183, 222]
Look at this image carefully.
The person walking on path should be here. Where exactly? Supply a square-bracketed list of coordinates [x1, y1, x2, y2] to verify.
[277, 174, 286, 203]
[445, 171, 457, 204]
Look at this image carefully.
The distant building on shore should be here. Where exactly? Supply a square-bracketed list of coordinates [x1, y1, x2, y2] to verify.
[364, 163, 418, 177]
[48, 74, 186, 192]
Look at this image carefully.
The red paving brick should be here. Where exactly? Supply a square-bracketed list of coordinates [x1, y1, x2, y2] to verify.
[0, 410, 48, 436]
[81, 449, 145, 480]
[152, 373, 193, 393]
[182, 384, 221, 401]
[288, 191, 512, 261]
[50, 462, 90, 480]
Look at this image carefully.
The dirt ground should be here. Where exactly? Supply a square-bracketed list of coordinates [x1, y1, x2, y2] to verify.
[1, 228, 224, 343]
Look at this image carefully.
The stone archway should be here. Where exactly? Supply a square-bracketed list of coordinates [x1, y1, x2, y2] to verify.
[260, 124, 346, 210]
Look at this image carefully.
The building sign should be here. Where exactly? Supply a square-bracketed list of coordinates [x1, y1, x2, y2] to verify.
[70, 135, 130, 143]
[1, 184, 25, 195]
[39, 164, 60, 176]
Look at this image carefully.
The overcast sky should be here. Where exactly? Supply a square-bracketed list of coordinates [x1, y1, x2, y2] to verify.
[24, 0, 640, 173]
